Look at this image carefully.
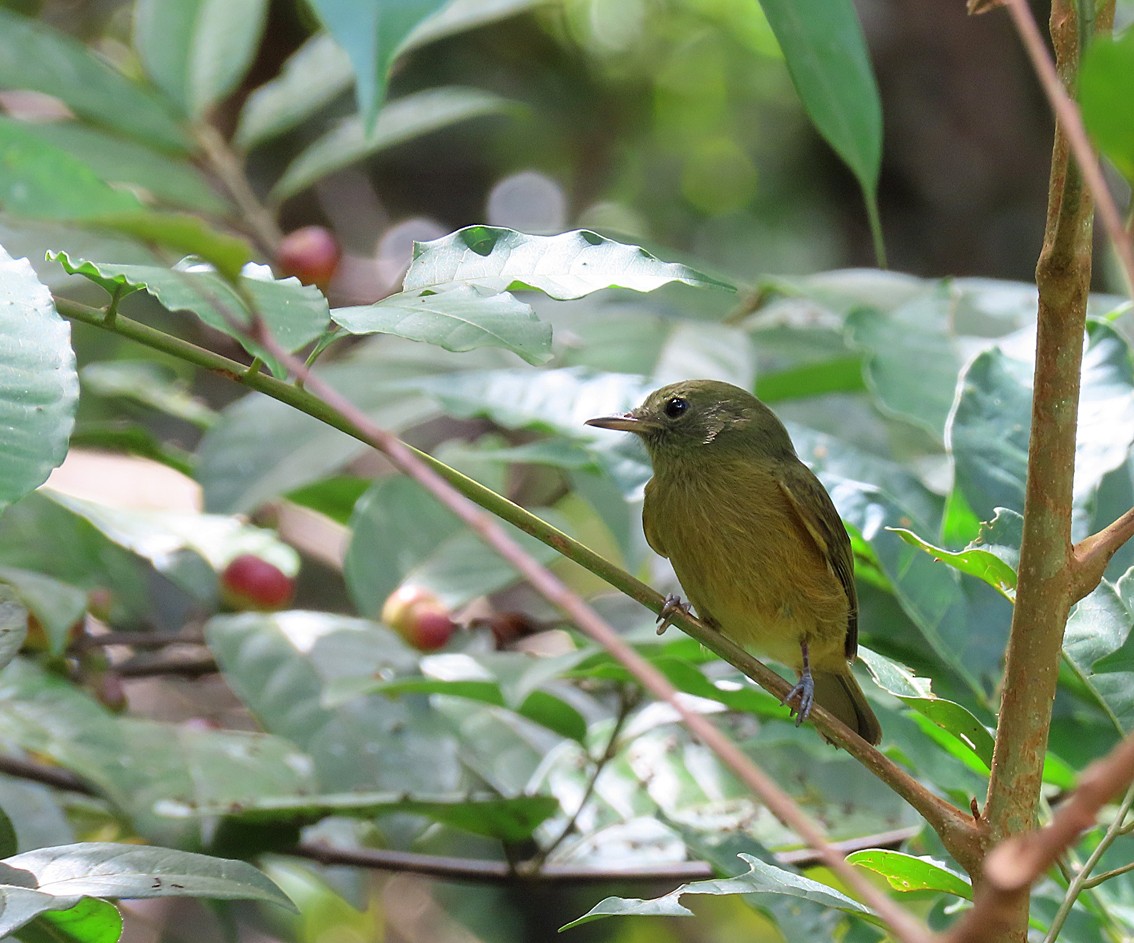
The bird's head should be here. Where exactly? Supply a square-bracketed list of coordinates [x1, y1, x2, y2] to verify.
[586, 379, 795, 465]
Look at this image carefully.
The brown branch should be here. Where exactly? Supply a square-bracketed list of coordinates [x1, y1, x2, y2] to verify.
[982, 7, 1115, 941]
[945, 731, 1134, 943]
[289, 826, 923, 886]
[0, 754, 95, 795]
[1070, 505, 1134, 602]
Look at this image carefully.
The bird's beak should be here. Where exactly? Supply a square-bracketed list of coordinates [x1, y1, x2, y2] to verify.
[585, 412, 649, 434]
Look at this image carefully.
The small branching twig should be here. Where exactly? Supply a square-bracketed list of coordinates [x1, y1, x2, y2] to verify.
[528, 686, 639, 869]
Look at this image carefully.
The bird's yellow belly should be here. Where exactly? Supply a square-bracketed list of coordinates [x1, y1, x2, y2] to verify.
[646, 470, 850, 672]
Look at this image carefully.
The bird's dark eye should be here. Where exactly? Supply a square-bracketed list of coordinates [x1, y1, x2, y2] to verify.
[663, 396, 689, 419]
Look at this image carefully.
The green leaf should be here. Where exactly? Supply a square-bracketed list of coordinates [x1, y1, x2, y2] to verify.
[205, 611, 462, 793]
[0, 493, 151, 627]
[81, 361, 218, 429]
[0, 659, 314, 843]
[50, 253, 327, 377]
[77, 213, 254, 282]
[21, 897, 122, 943]
[332, 286, 552, 364]
[845, 287, 966, 438]
[0, 10, 188, 153]
[159, 791, 558, 842]
[405, 226, 734, 298]
[0, 248, 78, 512]
[270, 86, 520, 202]
[234, 33, 353, 150]
[307, 0, 450, 134]
[857, 648, 993, 767]
[331, 649, 590, 743]
[134, 0, 269, 119]
[1063, 577, 1134, 732]
[847, 850, 971, 900]
[0, 587, 27, 671]
[951, 322, 1134, 521]
[398, 0, 551, 55]
[3, 121, 227, 215]
[4, 843, 293, 909]
[0, 118, 143, 220]
[759, 0, 883, 256]
[561, 853, 870, 930]
[0, 568, 87, 655]
[344, 476, 562, 614]
[196, 359, 440, 513]
[888, 527, 1017, 600]
[43, 490, 299, 578]
[1081, 29, 1134, 181]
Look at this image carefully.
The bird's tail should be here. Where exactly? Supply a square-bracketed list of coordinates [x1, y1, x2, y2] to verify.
[812, 670, 882, 745]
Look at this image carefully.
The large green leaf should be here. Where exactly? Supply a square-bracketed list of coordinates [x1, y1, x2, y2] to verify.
[307, 0, 450, 134]
[344, 477, 562, 615]
[0, 659, 314, 842]
[22, 896, 122, 943]
[1080, 29, 1134, 182]
[0, 248, 78, 512]
[888, 528, 1017, 600]
[0, 588, 27, 672]
[196, 357, 442, 514]
[17, 121, 228, 214]
[847, 850, 971, 899]
[404, 226, 734, 298]
[331, 285, 552, 364]
[759, 0, 883, 252]
[51, 253, 327, 377]
[0, 10, 188, 152]
[234, 33, 354, 150]
[0, 567, 87, 655]
[1063, 576, 1134, 732]
[205, 612, 461, 793]
[845, 287, 967, 439]
[3, 843, 292, 913]
[0, 118, 143, 220]
[398, 0, 551, 55]
[134, 0, 269, 119]
[45, 490, 299, 578]
[270, 86, 519, 201]
[0, 493, 151, 627]
[951, 322, 1134, 523]
[562, 853, 870, 930]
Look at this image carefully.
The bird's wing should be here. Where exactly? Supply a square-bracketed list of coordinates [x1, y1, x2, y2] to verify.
[642, 478, 669, 558]
[777, 466, 859, 659]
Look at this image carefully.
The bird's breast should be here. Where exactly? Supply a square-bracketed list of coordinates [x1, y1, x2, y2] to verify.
[644, 460, 849, 668]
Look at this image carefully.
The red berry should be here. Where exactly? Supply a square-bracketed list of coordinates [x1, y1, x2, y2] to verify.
[381, 585, 455, 651]
[221, 554, 295, 611]
[276, 226, 341, 290]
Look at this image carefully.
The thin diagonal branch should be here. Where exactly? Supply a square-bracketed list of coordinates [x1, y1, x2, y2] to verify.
[57, 296, 980, 878]
[1000, 0, 1134, 293]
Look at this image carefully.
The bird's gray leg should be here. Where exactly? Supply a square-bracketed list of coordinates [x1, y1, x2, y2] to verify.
[784, 640, 814, 725]
[656, 594, 692, 635]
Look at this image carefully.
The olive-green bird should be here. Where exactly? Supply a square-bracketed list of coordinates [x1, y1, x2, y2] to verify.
[587, 379, 881, 744]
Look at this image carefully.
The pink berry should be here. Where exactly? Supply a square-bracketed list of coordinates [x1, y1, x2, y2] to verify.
[277, 226, 341, 290]
[221, 554, 295, 611]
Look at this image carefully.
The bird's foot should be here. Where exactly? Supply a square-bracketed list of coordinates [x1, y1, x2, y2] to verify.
[784, 641, 814, 726]
[656, 594, 691, 635]
[783, 673, 815, 726]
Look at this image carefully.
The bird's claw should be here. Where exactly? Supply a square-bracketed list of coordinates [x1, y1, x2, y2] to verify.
[656, 594, 691, 635]
[784, 673, 815, 727]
